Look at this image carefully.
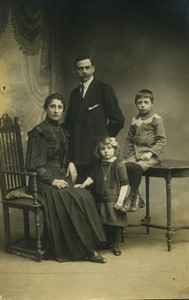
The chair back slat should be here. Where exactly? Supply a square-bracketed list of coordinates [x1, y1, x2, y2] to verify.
[0, 114, 26, 197]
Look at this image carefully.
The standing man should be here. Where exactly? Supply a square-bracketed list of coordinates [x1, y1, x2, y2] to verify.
[64, 55, 125, 182]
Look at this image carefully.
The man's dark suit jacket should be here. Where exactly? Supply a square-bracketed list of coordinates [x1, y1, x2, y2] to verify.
[64, 78, 125, 166]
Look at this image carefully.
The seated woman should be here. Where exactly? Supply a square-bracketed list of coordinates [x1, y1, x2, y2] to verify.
[26, 93, 106, 263]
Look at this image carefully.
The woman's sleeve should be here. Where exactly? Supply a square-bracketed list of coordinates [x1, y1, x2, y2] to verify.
[26, 129, 47, 170]
[26, 129, 54, 184]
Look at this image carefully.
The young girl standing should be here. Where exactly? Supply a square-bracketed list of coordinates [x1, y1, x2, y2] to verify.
[75, 137, 129, 256]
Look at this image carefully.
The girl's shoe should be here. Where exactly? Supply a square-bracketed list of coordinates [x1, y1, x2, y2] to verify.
[112, 246, 121, 256]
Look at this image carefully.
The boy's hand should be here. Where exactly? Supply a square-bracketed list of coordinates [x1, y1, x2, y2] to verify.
[140, 152, 153, 161]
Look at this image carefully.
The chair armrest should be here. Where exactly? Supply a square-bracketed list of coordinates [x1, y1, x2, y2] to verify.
[2, 170, 37, 176]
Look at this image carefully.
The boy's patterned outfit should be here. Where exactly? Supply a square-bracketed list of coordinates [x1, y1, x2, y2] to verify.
[125, 113, 167, 170]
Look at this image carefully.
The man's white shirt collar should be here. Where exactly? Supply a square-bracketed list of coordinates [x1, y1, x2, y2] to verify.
[80, 76, 94, 97]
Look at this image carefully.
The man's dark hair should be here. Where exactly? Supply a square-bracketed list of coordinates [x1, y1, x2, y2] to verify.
[74, 55, 94, 68]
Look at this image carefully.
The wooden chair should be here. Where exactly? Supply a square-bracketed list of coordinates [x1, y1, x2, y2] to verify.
[0, 113, 45, 261]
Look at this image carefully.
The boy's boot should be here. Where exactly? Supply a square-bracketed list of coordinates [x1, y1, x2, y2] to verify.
[130, 191, 145, 212]
[112, 227, 121, 256]
[125, 163, 145, 212]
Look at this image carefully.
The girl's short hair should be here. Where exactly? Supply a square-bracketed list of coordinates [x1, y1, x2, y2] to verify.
[135, 89, 154, 104]
[94, 137, 121, 160]
[43, 93, 65, 111]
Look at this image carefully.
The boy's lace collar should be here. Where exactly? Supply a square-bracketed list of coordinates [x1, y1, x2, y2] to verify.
[132, 113, 161, 126]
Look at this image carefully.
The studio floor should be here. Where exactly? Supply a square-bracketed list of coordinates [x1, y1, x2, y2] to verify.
[0, 177, 189, 300]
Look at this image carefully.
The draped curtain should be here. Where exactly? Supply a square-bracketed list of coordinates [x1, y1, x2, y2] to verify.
[0, 0, 71, 107]
[0, 0, 54, 87]
[0, 0, 57, 144]
[11, 0, 53, 88]
[11, 0, 45, 55]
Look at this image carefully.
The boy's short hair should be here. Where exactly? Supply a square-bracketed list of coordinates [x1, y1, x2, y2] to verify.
[135, 89, 154, 104]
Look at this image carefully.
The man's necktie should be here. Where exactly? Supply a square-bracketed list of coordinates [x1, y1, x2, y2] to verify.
[80, 83, 84, 98]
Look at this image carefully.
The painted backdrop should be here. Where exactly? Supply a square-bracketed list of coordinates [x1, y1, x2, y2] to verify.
[0, 0, 188, 158]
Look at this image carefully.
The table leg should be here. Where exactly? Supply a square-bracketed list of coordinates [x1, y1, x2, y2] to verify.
[141, 176, 151, 234]
[165, 171, 172, 252]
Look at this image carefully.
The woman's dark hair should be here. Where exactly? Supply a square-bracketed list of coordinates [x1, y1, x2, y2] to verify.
[135, 89, 154, 104]
[74, 55, 94, 68]
[43, 93, 65, 111]
[94, 137, 121, 160]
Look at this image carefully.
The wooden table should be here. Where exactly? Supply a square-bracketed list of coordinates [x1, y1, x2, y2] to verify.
[141, 159, 189, 251]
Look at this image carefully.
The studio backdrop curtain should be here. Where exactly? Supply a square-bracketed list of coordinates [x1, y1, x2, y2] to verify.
[0, 0, 66, 110]
[10, 0, 53, 87]
[0, 0, 10, 37]
[11, 0, 45, 55]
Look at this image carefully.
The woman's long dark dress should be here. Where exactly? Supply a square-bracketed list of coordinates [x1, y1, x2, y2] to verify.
[26, 116, 106, 262]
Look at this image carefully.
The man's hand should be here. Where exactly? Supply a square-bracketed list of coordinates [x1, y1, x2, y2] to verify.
[66, 162, 78, 183]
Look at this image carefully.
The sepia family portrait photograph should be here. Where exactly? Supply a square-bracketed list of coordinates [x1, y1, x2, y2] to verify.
[0, 0, 189, 299]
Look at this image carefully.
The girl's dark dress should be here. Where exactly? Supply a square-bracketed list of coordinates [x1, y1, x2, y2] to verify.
[90, 159, 128, 227]
[26, 116, 106, 262]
